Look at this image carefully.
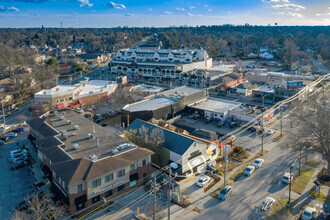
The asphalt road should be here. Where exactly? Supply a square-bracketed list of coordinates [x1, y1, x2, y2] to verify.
[3, 102, 32, 125]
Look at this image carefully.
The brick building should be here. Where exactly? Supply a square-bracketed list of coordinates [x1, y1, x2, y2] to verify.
[209, 73, 243, 93]
[27, 110, 153, 215]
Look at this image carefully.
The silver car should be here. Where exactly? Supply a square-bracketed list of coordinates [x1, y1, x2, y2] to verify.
[218, 185, 232, 200]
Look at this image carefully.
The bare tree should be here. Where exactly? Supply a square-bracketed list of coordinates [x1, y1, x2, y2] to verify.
[15, 74, 33, 104]
[11, 191, 65, 220]
[286, 90, 329, 175]
[145, 202, 166, 219]
[32, 64, 58, 89]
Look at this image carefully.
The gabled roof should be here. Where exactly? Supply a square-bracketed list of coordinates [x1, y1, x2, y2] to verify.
[34, 136, 63, 149]
[26, 117, 59, 137]
[126, 119, 196, 156]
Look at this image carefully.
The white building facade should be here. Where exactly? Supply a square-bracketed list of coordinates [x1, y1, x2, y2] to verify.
[110, 48, 212, 81]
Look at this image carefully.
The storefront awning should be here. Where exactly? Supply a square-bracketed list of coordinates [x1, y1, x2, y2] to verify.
[68, 104, 75, 108]
[78, 99, 83, 104]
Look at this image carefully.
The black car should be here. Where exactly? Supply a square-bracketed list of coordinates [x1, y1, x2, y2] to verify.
[10, 161, 28, 170]
[1, 137, 10, 142]
[98, 122, 108, 127]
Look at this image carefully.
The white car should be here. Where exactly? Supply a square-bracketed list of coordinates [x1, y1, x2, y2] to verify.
[267, 129, 275, 135]
[10, 149, 27, 157]
[301, 207, 316, 220]
[282, 172, 294, 184]
[196, 176, 211, 187]
[253, 159, 264, 168]
[74, 108, 84, 114]
[4, 132, 18, 138]
[244, 166, 255, 176]
[260, 197, 275, 211]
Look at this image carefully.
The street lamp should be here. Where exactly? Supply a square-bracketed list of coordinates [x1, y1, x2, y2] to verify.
[287, 165, 294, 207]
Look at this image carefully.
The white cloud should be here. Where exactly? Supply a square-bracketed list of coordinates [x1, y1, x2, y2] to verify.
[277, 11, 304, 18]
[176, 8, 185, 11]
[314, 7, 330, 17]
[77, 0, 93, 7]
[204, 4, 208, 7]
[148, 8, 152, 12]
[108, 2, 126, 9]
[7, 6, 19, 11]
[190, 6, 195, 10]
[272, 3, 306, 11]
[187, 13, 195, 16]
[164, 11, 173, 15]
[316, 13, 322, 16]
[0, 5, 4, 11]
[208, 8, 212, 12]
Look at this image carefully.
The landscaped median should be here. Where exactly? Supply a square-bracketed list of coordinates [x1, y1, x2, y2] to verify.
[291, 159, 320, 195]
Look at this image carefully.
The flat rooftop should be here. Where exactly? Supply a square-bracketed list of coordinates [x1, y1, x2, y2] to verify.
[231, 103, 270, 116]
[48, 109, 133, 160]
[75, 80, 117, 99]
[255, 86, 274, 93]
[189, 97, 241, 113]
[35, 85, 79, 96]
[158, 86, 203, 98]
[123, 97, 177, 112]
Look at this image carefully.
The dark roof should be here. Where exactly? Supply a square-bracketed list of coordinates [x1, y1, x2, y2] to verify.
[40, 146, 72, 164]
[126, 119, 195, 156]
[26, 117, 59, 138]
[77, 54, 101, 60]
[34, 136, 63, 149]
[51, 147, 153, 185]
[236, 83, 258, 90]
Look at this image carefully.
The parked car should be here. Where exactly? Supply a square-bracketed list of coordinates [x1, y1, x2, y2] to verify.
[11, 107, 20, 112]
[244, 166, 255, 176]
[1, 137, 9, 142]
[301, 207, 316, 220]
[252, 159, 264, 168]
[218, 185, 232, 200]
[193, 114, 201, 120]
[251, 125, 260, 132]
[10, 161, 28, 170]
[237, 122, 245, 127]
[10, 156, 28, 163]
[74, 108, 84, 114]
[16, 200, 29, 211]
[10, 152, 28, 159]
[260, 197, 275, 211]
[86, 107, 93, 111]
[205, 117, 212, 123]
[196, 176, 211, 187]
[217, 121, 225, 127]
[12, 127, 25, 133]
[267, 129, 275, 135]
[230, 122, 237, 128]
[282, 172, 294, 184]
[10, 149, 27, 157]
[4, 132, 18, 138]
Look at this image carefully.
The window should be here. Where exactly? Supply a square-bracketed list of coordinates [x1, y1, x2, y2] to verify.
[77, 184, 83, 193]
[105, 190, 112, 198]
[142, 159, 147, 166]
[117, 169, 125, 177]
[92, 195, 100, 204]
[117, 184, 125, 192]
[189, 150, 201, 160]
[105, 173, 113, 182]
[130, 164, 135, 171]
[92, 179, 101, 188]
[60, 99, 64, 102]
[69, 97, 73, 100]
[212, 149, 216, 156]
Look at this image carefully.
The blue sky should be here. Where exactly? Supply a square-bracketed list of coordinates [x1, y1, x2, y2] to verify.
[0, 0, 329, 27]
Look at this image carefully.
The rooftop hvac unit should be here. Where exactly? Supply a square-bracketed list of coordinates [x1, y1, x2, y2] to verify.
[117, 143, 131, 150]
[89, 154, 98, 161]
[66, 120, 71, 125]
[60, 116, 64, 120]
[74, 125, 79, 130]
[112, 149, 119, 155]
[87, 133, 93, 139]
[54, 111, 58, 116]
[71, 133, 77, 136]
[73, 144, 79, 149]
[61, 130, 67, 136]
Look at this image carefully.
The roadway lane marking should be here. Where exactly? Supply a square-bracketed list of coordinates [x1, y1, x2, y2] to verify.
[228, 179, 266, 219]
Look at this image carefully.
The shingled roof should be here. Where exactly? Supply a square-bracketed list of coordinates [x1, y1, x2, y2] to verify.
[26, 117, 59, 138]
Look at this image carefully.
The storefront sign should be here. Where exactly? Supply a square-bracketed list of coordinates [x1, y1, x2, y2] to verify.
[93, 180, 125, 194]
[129, 180, 136, 187]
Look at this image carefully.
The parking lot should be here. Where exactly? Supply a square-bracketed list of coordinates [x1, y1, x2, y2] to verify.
[0, 128, 35, 219]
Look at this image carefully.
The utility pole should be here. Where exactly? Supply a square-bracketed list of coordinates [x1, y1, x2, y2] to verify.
[153, 174, 156, 220]
[299, 148, 302, 175]
[224, 145, 228, 186]
[168, 167, 171, 220]
[261, 96, 264, 156]
[287, 165, 293, 207]
[280, 107, 283, 137]
[1, 98, 6, 126]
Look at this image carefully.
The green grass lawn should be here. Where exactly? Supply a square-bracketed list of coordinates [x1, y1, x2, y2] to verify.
[291, 168, 315, 194]
[268, 199, 296, 220]
[305, 159, 320, 168]
[307, 189, 330, 205]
